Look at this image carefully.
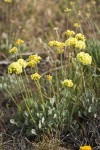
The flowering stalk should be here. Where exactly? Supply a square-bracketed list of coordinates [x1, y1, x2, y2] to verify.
[35, 80, 44, 104]
[5, 87, 21, 111]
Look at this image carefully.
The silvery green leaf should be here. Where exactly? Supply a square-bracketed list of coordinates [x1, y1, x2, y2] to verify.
[94, 114, 97, 118]
[48, 108, 52, 115]
[42, 117, 45, 124]
[54, 114, 57, 118]
[50, 97, 55, 105]
[4, 83, 7, 88]
[39, 121, 41, 128]
[92, 97, 95, 103]
[25, 119, 28, 125]
[31, 129, 37, 135]
[24, 111, 28, 117]
[88, 106, 92, 113]
[0, 83, 2, 88]
[10, 119, 17, 125]
[37, 113, 39, 117]
[41, 105, 45, 111]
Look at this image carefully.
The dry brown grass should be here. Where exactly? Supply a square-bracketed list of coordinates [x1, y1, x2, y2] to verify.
[0, 0, 99, 54]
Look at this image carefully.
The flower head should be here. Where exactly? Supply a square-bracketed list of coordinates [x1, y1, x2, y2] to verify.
[62, 79, 73, 87]
[86, 13, 90, 18]
[75, 40, 86, 50]
[48, 41, 65, 48]
[80, 145, 92, 150]
[77, 52, 92, 65]
[65, 37, 77, 46]
[17, 59, 27, 68]
[27, 54, 41, 67]
[70, 2, 75, 6]
[30, 73, 41, 81]
[65, 30, 75, 37]
[8, 47, 17, 54]
[74, 23, 80, 28]
[16, 39, 24, 45]
[8, 62, 22, 74]
[75, 33, 86, 41]
[29, 54, 41, 63]
[64, 8, 71, 12]
[4, 0, 12, 2]
[57, 49, 64, 54]
[27, 60, 37, 67]
[46, 75, 52, 81]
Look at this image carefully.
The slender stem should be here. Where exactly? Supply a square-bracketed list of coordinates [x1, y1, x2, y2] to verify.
[35, 80, 44, 104]
[5, 87, 21, 111]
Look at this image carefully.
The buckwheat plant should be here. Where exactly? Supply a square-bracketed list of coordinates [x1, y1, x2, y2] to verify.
[6, 27, 99, 141]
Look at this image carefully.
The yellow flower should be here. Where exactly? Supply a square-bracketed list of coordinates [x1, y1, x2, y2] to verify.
[65, 37, 77, 46]
[57, 49, 64, 54]
[46, 75, 52, 81]
[75, 33, 86, 41]
[16, 39, 24, 45]
[80, 145, 92, 150]
[28, 61, 37, 67]
[78, 11, 82, 16]
[4, 0, 12, 2]
[29, 54, 41, 63]
[65, 30, 75, 37]
[48, 40, 58, 46]
[64, 8, 71, 12]
[8, 62, 22, 74]
[74, 23, 80, 28]
[27, 54, 41, 67]
[75, 40, 86, 50]
[48, 41, 65, 48]
[53, 27, 58, 31]
[27, 60, 37, 67]
[92, 1, 96, 5]
[30, 73, 41, 81]
[77, 52, 92, 65]
[17, 59, 27, 68]
[62, 79, 73, 87]
[70, 2, 75, 6]
[8, 47, 17, 54]
[86, 13, 90, 18]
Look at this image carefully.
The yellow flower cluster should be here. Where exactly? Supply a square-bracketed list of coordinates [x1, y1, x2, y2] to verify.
[65, 30, 75, 37]
[4, 0, 12, 2]
[46, 75, 52, 81]
[74, 23, 80, 28]
[75, 40, 86, 50]
[8, 62, 22, 74]
[80, 145, 92, 150]
[16, 39, 24, 45]
[75, 33, 86, 41]
[17, 59, 27, 68]
[65, 32, 86, 50]
[30, 73, 41, 81]
[57, 49, 64, 54]
[62, 79, 73, 87]
[8, 47, 17, 54]
[29, 54, 41, 62]
[65, 37, 77, 46]
[77, 52, 92, 65]
[64, 8, 71, 12]
[48, 41, 65, 48]
[27, 54, 41, 67]
[70, 2, 75, 6]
